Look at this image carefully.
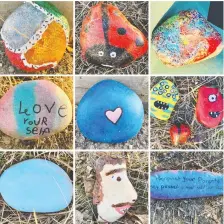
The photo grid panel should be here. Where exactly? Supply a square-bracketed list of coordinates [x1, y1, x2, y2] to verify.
[0, 0, 223, 224]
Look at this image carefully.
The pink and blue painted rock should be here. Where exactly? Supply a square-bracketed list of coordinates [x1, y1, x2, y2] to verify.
[77, 80, 144, 143]
[0, 80, 72, 139]
[0, 159, 73, 212]
[152, 10, 223, 67]
[151, 170, 223, 199]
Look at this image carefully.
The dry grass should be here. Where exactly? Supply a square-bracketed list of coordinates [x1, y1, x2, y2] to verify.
[150, 76, 224, 150]
[0, 76, 73, 150]
[150, 151, 223, 224]
[0, 151, 73, 224]
[75, 152, 148, 223]
[75, 1, 148, 75]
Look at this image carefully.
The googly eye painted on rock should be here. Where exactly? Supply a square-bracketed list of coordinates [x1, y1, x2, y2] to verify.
[110, 51, 117, 58]
[165, 85, 169, 89]
[160, 82, 164, 86]
[98, 51, 104, 57]
[158, 91, 163, 95]
[208, 94, 217, 102]
[153, 87, 157, 91]
[166, 93, 171, 97]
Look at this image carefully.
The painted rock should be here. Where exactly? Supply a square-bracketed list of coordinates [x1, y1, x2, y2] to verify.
[0, 159, 73, 212]
[93, 157, 137, 222]
[77, 80, 144, 143]
[80, 3, 148, 68]
[152, 10, 223, 67]
[0, 80, 72, 139]
[196, 86, 223, 128]
[1, 2, 69, 72]
[151, 170, 223, 199]
[150, 80, 179, 120]
[170, 124, 191, 146]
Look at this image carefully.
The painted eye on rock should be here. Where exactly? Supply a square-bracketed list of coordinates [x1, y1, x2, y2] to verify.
[110, 52, 117, 58]
[98, 51, 104, 57]
[165, 85, 169, 89]
[166, 93, 171, 97]
[208, 94, 217, 102]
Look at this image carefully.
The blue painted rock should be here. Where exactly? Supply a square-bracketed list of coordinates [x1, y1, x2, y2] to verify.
[0, 159, 73, 212]
[1, 2, 69, 72]
[77, 80, 144, 143]
[0, 80, 72, 139]
[151, 170, 223, 199]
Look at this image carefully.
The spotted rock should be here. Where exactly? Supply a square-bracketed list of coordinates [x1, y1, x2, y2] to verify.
[1, 2, 69, 72]
[80, 3, 148, 68]
[0, 159, 73, 212]
[77, 80, 144, 143]
[152, 10, 223, 67]
[0, 80, 72, 139]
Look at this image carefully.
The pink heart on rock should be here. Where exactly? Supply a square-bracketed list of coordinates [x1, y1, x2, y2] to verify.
[105, 107, 122, 124]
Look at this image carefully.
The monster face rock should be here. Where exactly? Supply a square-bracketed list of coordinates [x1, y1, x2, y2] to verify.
[150, 80, 179, 120]
[93, 157, 137, 223]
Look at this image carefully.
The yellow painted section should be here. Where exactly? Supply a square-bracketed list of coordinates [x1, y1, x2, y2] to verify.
[25, 21, 66, 65]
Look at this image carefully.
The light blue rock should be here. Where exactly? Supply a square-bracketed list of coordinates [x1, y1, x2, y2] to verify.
[0, 159, 73, 212]
[77, 80, 144, 143]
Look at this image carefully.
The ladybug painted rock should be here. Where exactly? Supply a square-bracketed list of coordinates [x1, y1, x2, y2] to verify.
[196, 86, 223, 128]
[1, 2, 69, 72]
[170, 124, 191, 146]
[152, 10, 223, 67]
[80, 3, 148, 68]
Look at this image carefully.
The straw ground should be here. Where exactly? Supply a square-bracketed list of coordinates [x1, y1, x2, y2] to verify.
[0, 76, 73, 150]
[150, 151, 223, 224]
[75, 1, 148, 75]
[0, 151, 73, 224]
[150, 76, 223, 150]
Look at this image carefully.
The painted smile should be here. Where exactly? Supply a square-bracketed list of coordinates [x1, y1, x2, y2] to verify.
[154, 101, 169, 110]
[112, 203, 132, 215]
[209, 111, 220, 118]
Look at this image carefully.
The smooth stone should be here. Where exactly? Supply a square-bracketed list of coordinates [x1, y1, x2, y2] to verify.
[77, 80, 144, 143]
[93, 157, 137, 222]
[151, 170, 223, 199]
[0, 80, 72, 139]
[1, 2, 69, 72]
[196, 86, 223, 128]
[80, 3, 148, 68]
[0, 159, 73, 212]
[152, 10, 223, 67]
[150, 80, 179, 120]
[169, 123, 191, 146]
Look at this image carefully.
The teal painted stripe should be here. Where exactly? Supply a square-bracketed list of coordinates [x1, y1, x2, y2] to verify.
[13, 81, 37, 137]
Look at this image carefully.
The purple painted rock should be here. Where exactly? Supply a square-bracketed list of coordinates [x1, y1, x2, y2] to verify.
[151, 170, 223, 199]
[0, 80, 72, 139]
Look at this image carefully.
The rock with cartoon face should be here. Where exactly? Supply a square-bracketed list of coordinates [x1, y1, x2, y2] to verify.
[152, 10, 223, 67]
[80, 3, 148, 68]
[150, 80, 179, 120]
[196, 86, 223, 128]
[151, 170, 223, 199]
[93, 157, 137, 222]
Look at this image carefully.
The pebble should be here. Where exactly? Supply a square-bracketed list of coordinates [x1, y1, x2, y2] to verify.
[0, 80, 72, 139]
[77, 80, 144, 143]
[0, 159, 73, 212]
[8, 66, 15, 73]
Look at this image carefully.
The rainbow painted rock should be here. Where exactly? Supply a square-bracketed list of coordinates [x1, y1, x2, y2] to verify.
[151, 170, 223, 199]
[77, 80, 144, 143]
[0, 159, 73, 212]
[0, 80, 72, 139]
[80, 3, 148, 68]
[93, 157, 137, 222]
[152, 10, 223, 67]
[170, 124, 191, 146]
[196, 86, 223, 128]
[1, 2, 69, 72]
[150, 80, 179, 120]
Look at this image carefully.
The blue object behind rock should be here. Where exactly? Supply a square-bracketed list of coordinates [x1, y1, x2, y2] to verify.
[151, 170, 223, 199]
[0, 159, 73, 212]
[77, 80, 144, 143]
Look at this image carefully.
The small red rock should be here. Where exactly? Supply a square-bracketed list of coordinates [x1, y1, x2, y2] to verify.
[170, 124, 191, 146]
